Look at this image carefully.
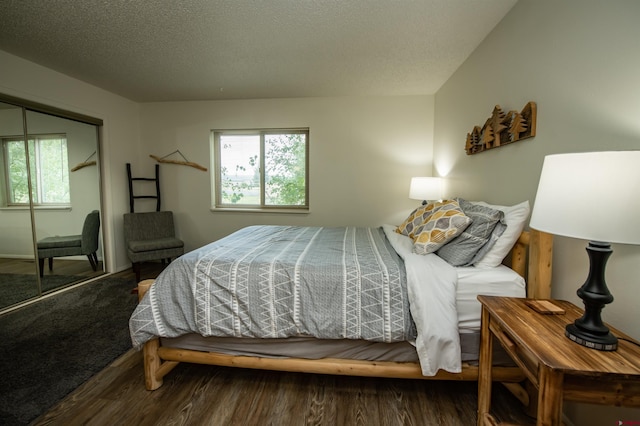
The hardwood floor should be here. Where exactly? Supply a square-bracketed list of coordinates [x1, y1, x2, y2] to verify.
[32, 265, 535, 426]
[33, 351, 533, 425]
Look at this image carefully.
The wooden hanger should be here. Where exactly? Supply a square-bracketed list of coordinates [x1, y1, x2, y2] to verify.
[71, 151, 97, 172]
[150, 150, 208, 171]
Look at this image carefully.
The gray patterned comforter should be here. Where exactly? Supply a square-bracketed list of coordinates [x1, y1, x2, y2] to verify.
[130, 225, 417, 349]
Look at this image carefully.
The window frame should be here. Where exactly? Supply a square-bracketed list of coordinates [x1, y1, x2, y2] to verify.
[212, 128, 309, 212]
[2, 133, 71, 207]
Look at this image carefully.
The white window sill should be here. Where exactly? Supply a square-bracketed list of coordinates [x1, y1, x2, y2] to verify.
[210, 207, 309, 214]
[0, 205, 72, 211]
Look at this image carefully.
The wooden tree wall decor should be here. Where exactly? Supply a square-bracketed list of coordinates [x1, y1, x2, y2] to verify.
[465, 101, 537, 155]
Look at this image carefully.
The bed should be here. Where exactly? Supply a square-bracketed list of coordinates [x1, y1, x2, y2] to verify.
[129, 199, 553, 400]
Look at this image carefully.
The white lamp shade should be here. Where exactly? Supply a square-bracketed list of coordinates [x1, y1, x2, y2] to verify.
[530, 151, 640, 245]
[409, 177, 442, 201]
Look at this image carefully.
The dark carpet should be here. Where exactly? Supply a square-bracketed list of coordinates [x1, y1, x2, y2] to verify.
[0, 274, 85, 310]
[0, 276, 139, 425]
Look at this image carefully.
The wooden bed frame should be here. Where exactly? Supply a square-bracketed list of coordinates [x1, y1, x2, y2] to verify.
[137, 229, 553, 402]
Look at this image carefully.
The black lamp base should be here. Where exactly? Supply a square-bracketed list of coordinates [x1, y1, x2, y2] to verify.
[565, 241, 618, 351]
[565, 323, 617, 351]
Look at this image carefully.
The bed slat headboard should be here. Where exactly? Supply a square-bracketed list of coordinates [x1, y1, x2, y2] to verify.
[510, 229, 553, 300]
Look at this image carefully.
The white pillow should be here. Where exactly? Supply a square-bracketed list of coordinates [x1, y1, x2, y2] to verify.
[472, 200, 530, 268]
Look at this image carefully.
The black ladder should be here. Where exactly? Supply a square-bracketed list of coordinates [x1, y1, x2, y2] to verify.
[126, 163, 161, 212]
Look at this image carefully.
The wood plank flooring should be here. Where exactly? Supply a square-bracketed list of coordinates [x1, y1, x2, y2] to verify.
[32, 266, 535, 426]
[33, 350, 534, 425]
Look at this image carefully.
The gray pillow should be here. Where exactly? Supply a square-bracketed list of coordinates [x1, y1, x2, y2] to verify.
[437, 198, 505, 266]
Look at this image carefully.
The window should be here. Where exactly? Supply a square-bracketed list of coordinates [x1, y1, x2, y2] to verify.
[212, 129, 308, 210]
[2, 134, 70, 206]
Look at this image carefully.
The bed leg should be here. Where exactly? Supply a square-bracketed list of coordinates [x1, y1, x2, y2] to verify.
[143, 338, 164, 390]
[137, 279, 155, 299]
[136, 279, 165, 390]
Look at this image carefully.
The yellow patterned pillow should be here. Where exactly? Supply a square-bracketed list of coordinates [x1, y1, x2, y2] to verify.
[412, 200, 472, 255]
[396, 203, 439, 239]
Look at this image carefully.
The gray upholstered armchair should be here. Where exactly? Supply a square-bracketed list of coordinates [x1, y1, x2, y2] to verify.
[123, 211, 184, 282]
[37, 210, 101, 277]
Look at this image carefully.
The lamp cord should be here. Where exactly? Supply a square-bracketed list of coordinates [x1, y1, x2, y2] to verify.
[617, 337, 640, 348]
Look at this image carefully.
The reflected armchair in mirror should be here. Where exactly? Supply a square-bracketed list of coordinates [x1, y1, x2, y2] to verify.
[37, 210, 101, 277]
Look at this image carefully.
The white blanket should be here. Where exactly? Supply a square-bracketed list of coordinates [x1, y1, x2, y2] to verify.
[382, 225, 461, 375]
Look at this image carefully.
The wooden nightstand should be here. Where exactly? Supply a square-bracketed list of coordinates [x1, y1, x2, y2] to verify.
[477, 296, 640, 426]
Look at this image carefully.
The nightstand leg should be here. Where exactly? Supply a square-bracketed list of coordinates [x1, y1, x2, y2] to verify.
[478, 305, 494, 426]
[537, 366, 563, 426]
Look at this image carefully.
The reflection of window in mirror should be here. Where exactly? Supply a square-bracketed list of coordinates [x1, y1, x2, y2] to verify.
[2, 134, 71, 206]
[0, 95, 106, 313]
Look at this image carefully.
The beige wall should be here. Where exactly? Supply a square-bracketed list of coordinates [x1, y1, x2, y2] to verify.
[434, 0, 640, 423]
[139, 96, 435, 251]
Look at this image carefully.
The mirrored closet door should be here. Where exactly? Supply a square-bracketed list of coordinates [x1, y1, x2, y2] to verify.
[0, 95, 105, 312]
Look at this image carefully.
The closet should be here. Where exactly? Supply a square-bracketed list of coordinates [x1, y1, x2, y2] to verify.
[0, 94, 105, 312]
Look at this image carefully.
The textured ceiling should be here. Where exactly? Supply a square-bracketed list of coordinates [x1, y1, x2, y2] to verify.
[0, 0, 517, 102]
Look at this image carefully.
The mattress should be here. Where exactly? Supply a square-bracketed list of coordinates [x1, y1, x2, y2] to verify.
[456, 264, 525, 332]
[160, 263, 525, 363]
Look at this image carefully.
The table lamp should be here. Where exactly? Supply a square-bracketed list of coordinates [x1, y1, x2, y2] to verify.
[529, 151, 640, 351]
[409, 177, 442, 204]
